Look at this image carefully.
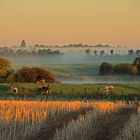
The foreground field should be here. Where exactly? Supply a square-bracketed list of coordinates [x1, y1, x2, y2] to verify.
[0, 83, 140, 100]
[0, 100, 139, 140]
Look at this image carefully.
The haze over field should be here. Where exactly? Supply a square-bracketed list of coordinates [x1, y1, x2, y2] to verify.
[0, 0, 140, 47]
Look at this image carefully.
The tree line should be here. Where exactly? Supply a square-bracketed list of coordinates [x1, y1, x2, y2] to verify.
[0, 48, 63, 56]
[85, 49, 140, 56]
[99, 57, 140, 75]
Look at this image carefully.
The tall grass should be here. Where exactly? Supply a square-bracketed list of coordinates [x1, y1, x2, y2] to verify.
[115, 109, 140, 140]
[53, 101, 129, 140]
[0, 100, 131, 140]
[0, 100, 92, 140]
[53, 109, 102, 140]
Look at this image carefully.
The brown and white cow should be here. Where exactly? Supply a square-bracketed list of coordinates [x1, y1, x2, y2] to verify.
[11, 86, 19, 94]
[39, 84, 51, 95]
[104, 85, 114, 94]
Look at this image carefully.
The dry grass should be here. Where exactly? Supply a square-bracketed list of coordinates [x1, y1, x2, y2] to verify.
[0, 100, 93, 140]
[0, 100, 131, 140]
[53, 109, 102, 140]
[115, 112, 140, 140]
[52, 101, 130, 140]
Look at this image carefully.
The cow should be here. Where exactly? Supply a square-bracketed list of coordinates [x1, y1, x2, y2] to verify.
[104, 85, 114, 94]
[39, 84, 51, 95]
[11, 86, 19, 94]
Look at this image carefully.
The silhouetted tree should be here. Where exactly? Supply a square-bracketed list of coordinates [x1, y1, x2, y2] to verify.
[135, 50, 140, 56]
[110, 49, 114, 55]
[94, 50, 97, 56]
[21, 40, 26, 47]
[99, 62, 113, 75]
[100, 50, 105, 56]
[128, 49, 134, 55]
[114, 63, 131, 74]
[85, 49, 91, 54]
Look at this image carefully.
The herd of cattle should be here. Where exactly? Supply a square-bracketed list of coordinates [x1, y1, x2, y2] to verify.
[10, 85, 114, 95]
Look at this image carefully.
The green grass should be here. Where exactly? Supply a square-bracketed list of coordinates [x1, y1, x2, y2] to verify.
[48, 64, 99, 76]
[13, 64, 99, 76]
[0, 83, 140, 100]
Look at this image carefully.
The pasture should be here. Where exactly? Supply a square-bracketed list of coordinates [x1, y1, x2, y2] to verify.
[0, 83, 140, 100]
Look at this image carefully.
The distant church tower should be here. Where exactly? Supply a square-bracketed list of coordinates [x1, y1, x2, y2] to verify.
[21, 40, 26, 47]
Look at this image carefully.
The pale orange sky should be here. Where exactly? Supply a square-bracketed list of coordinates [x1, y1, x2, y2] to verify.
[0, 0, 140, 47]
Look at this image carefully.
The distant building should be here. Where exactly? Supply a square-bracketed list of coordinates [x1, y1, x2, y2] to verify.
[21, 40, 26, 47]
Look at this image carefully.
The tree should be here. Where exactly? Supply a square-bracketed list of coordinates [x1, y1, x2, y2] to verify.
[7, 66, 56, 83]
[0, 56, 11, 79]
[110, 49, 114, 55]
[21, 40, 26, 47]
[94, 50, 97, 56]
[129, 65, 138, 75]
[135, 50, 140, 56]
[133, 57, 140, 66]
[100, 50, 105, 56]
[85, 49, 91, 54]
[128, 49, 134, 55]
[99, 62, 113, 75]
[114, 63, 131, 74]
[133, 57, 140, 74]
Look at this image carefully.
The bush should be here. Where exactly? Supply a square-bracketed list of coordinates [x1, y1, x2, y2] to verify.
[129, 65, 138, 75]
[0, 56, 11, 82]
[114, 63, 131, 74]
[6, 67, 56, 83]
[99, 62, 113, 75]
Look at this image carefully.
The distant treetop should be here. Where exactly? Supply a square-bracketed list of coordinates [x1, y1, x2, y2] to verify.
[21, 40, 26, 47]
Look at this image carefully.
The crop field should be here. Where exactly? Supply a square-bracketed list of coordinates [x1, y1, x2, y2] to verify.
[0, 100, 139, 140]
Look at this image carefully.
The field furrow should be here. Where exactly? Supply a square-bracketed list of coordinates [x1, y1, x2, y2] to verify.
[90, 107, 136, 140]
[30, 107, 93, 140]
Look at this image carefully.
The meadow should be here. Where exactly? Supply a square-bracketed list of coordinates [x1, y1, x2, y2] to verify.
[0, 83, 140, 100]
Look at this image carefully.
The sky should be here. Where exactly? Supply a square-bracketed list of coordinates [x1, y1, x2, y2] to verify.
[0, 0, 140, 47]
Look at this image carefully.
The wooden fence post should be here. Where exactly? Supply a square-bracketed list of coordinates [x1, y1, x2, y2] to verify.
[84, 88, 87, 94]
[60, 88, 63, 94]
[72, 88, 74, 94]
[97, 87, 100, 93]
[121, 89, 124, 94]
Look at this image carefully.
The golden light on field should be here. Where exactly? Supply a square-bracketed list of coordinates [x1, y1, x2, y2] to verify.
[0, 0, 140, 47]
[0, 100, 128, 122]
[92, 101, 128, 112]
[0, 100, 90, 122]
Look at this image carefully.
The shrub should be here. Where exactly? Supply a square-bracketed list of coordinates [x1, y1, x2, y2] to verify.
[0, 56, 11, 82]
[6, 67, 55, 83]
[114, 63, 131, 74]
[99, 62, 113, 75]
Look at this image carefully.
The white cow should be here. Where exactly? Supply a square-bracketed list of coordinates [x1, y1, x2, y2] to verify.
[104, 85, 114, 94]
[11, 86, 19, 94]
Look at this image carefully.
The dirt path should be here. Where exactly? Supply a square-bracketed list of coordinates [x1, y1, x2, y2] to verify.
[89, 107, 136, 140]
[30, 107, 92, 140]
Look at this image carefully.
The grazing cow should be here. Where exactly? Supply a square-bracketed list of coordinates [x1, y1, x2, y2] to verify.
[40, 84, 51, 95]
[11, 86, 19, 94]
[104, 85, 114, 94]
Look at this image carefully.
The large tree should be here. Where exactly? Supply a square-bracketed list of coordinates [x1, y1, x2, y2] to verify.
[7, 66, 56, 83]
[99, 62, 113, 75]
[0, 56, 11, 79]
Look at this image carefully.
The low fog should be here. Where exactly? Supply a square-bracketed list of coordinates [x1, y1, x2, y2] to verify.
[5, 47, 139, 84]
[9, 53, 135, 65]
